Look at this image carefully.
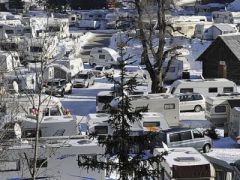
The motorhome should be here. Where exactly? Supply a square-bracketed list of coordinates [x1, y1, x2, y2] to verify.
[85, 112, 170, 136]
[89, 47, 120, 67]
[153, 147, 216, 180]
[170, 78, 237, 97]
[0, 136, 105, 180]
[205, 93, 240, 127]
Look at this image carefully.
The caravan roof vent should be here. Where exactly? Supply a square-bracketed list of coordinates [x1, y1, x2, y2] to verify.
[174, 157, 200, 162]
[96, 113, 109, 118]
[77, 139, 92, 145]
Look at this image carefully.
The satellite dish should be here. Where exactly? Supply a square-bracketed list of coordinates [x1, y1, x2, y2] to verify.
[14, 123, 22, 139]
[162, 142, 169, 152]
[13, 81, 19, 94]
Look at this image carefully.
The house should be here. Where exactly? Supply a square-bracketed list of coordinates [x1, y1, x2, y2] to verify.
[196, 34, 240, 84]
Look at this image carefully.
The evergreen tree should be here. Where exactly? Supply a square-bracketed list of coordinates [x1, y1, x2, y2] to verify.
[78, 44, 166, 179]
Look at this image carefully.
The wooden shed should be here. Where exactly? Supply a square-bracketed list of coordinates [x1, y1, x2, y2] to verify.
[196, 34, 240, 84]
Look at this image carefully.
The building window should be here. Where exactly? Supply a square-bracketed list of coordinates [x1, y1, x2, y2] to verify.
[180, 88, 193, 93]
[30, 159, 47, 168]
[223, 87, 233, 93]
[215, 105, 226, 113]
[0, 160, 20, 172]
[208, 87, 218, 93]
[164, 103, 175, 110]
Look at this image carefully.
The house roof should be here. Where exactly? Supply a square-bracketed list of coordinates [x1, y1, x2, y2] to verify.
[214, 24, 236, 32]
[196, 34, 240, 61]
[228, 99, 240, 108]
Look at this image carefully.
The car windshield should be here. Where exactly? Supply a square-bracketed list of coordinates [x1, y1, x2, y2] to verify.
[95, 67, 103, 71]
[76, 74, 88, 79]
[47, 81, 59, 86]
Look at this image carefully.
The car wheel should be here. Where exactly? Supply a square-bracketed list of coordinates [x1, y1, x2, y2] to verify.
[194, 105, 202, 112]
[203, 144, 211, 153]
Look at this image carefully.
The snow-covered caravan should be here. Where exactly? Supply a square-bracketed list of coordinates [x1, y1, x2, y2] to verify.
[0, 136, 105, 180]
[77, 19, 100, 29]
[212, 11, 240, 24]
[205, 93, 240, 127]
[4, 70, 38, 93]
[24, 36, 58, 62]
[0, 51, 20, 72]
[170, 78, 237, 97]
[194, 22, 214, 40]
[162, 52, 191, 82]
[54, 56, 84, 77]
[89, 47, 120, 67]
[46, 18, 70, 39]
[153, 147, 216, 180]
[86, 112, 170, 136]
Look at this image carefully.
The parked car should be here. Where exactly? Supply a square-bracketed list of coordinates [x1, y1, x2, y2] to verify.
[175, 93, 205, 112]
[45, 79, 72, 97]
[92, 65, 114, 77]
[153, 128, 212, 153]
[72, 70, 95, 88]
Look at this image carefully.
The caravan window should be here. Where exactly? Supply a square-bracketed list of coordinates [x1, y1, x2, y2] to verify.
[99, 55, 105, 59]
[180, 88, 193, 93]
[50, 107, 61, 116]
[30, 46, 43, 53]
[0, 160, 20, 172]
[223, 87, 233, 93]
[5, 30, 14, 34]
[164, 103, 175, 110]
[208, 87, 218, 93]
[143, 122, 160, 127]
[30, 159, 47, 168]
[95, 126, 108, 134]
[215, 105, 226, 113]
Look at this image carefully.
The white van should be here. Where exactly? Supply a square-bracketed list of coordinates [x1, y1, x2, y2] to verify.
[89, 47, 120, 67]
[170, 78, 237, 97]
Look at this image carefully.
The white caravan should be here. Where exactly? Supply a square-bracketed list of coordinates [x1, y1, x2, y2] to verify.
[89, 47, 120, 67]
[153, 147, 216, 180]
[77, 19, 100, 30]
[0, 136, 105, 180]
[170, 78, 237, 97]
[228, 99, 240, 144]
[205, 93, 240, 127]
[212, 11, 240, 24]
[85, 112, 170, 135]
[46, 18, 70, 39]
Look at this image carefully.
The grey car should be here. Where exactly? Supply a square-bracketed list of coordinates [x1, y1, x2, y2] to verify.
[154, 128, 212, 153]
[45, 79, 73, 97]
[72, 71, 95, 88]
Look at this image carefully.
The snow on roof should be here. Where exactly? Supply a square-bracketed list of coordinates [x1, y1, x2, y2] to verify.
[227, 0, 240, 11]
[102, 47, 120, 60]
[214, 23, 237, 32]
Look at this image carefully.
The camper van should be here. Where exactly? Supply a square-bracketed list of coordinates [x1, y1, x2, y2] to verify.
[129, 93, 180, 127]
[170, 78, 237, 97]
[89, 47, 120, 67]
[205, 93, 240, 127]
[0, 136, 105, 180]
[153, 147, 216, 180]
[86, 112, 170, 136]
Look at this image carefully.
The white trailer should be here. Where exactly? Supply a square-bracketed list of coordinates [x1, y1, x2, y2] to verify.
[153, 147, 216, 180]
[0, 51, 20, 72]
[0, 136, 105, 180]
[89, 47, 120, 67]
[170, 78, 237, 97]
[85, 112, 170, 136]
[77, 19, 100, 30]
[205, 93, 240, 127]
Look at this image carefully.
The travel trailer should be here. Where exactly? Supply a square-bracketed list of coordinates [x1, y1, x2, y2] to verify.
[170, 78, 237, 97]
[153, 147, 216, 180]
[85, 112, 170, 136]
[126, 93, 180, 127]
[89, 47, 120, 67]
[77, 19, 100, 30]
[205, 93, 240, 127]
[0, 136, 105, 180]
